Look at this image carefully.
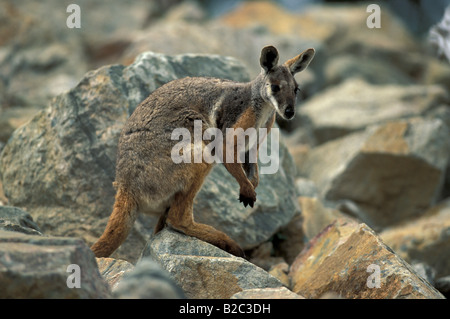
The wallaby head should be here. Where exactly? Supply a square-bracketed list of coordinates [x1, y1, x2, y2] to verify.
[258, 45, 315, 120]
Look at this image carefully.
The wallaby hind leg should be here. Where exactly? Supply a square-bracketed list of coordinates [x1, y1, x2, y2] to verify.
[166, 164, 245, 258]
[91, 188, 138, 257]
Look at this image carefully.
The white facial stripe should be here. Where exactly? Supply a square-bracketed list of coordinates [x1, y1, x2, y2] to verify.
[266, 85, 280, 113]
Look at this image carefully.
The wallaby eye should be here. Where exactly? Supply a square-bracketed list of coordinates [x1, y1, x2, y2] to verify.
[271, 84, 280, 93]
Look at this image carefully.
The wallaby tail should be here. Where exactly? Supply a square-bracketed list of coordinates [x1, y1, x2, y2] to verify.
[91, 187, 138, 258]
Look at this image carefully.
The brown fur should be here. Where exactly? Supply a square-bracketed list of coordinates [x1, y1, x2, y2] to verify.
[91, 46, 315, 258]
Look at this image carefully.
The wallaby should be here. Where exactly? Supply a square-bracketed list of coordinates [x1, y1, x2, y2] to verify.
[91, 45, 315, 258]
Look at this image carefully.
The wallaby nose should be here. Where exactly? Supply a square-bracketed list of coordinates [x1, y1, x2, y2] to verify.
[284, 106, 295, 119]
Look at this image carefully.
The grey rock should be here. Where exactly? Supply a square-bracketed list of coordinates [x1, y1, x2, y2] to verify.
[0, 230, 111, 298]
[0, 206, 42, 235]
[96, 257, 135, 292]
[298, 78, 449, 145]
[142, 228, 283, 299]
[435, 275, 450, 296]
[428, 5, 450, 63]
[324, 55, 413, 87]
[113, 257, 185, 299]
[381, 198, 450, 278]
[300, 117, 450, 229]
[295, 177, 319, 198]
[411, 262, 436, 286]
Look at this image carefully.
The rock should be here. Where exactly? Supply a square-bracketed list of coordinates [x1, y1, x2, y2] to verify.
[273, 214, 305, 265]
[411, 262, 436, 286]
[0, 51, 253, 263]
[289, 218, 445, 299]
[0, 230, 111, 298]
[428, 5, 450, 63]
[96, 257, 134, 292]
[0, 106, 41, 145]
[231, 287, 304, 299]
[248, 241, 285, 271]
[298, 78, 449, 144]
[0, 206, 42, 235]
[113, 257, 186, 299]
[297, 196, 347, 242]
[380, 198, 450, 278]
[423, 58, 450, 92]
[0, 180, 7, 206]
[324, 55, 413, 86]
[268, 262, 290, 288]
[299, 118, 450, 229]
[294, 177, 319, 198]
[435, 276, 450, 298]
[142, 228, 283, 299]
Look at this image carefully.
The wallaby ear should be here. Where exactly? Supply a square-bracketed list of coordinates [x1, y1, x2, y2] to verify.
[284, 48, 315, 74]
[260, 45, 279, 73]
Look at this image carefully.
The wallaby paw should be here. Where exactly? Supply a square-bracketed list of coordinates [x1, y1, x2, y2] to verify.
[238, 193, 256, 208]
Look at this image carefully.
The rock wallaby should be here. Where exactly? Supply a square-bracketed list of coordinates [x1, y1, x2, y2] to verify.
[91, 45, 315, 258]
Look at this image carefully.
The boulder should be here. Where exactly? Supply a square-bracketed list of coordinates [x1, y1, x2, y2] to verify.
[299, 117, 450, 229]
[0, 206, 42, 236]
[96, 257, 134, 291]
[298, 78, 448, 144]
[273, 214, 305, 265]
[0, 51, 299, 262]
[247, 241, 285, 272]
[380, 198, 450, 278]
[289, 218, 445, 299]
[0, 230, 111, 298]
[435, 276, 450, 298]
[142, 228, 283, 299]
[323, 55, 413, 86]
[113, 257, 186, 299]
[297, 196, 346, 242]
[268, 262, 290, 288]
